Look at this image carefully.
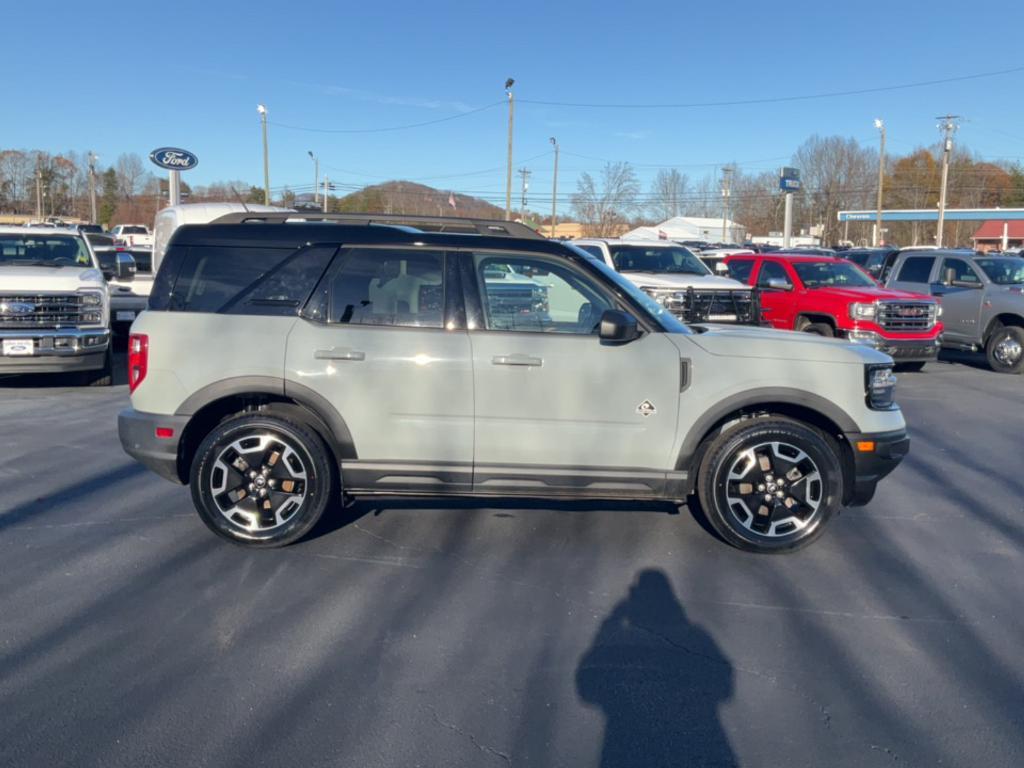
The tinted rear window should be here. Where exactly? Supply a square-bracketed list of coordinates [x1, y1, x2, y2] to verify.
[896, 256, 935, 284]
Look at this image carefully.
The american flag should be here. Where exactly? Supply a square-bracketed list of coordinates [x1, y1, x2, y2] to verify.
[448, 191, 457, 210]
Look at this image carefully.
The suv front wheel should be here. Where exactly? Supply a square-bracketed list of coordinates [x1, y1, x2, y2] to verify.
[696, 418, 843, 553]
[190, 413, 336, 547]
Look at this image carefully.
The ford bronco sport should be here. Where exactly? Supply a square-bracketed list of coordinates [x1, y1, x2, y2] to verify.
[119, 213, 909, 553]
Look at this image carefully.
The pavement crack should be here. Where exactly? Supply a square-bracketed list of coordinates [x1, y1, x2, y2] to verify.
[428, 705, 512, 766]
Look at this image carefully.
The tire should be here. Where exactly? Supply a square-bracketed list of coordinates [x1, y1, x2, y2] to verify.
[190, 413, 337, 547]
[80, 346, 113, 387]
[985, 325, 1024, 374]
[895, 361, 927, 372]
[696, 417, 843, 553]
[801, 321, 834, 337]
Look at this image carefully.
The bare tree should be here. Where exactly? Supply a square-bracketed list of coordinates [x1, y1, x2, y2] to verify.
[684, 174, 719, 218]
[115, 153, 148, 202]
[792, 135, 876, 245]
[647, 169, 689, 222]
[571, 162, 639, 237]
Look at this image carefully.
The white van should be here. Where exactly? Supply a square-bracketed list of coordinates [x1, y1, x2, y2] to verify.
[152, 203, 292, 276]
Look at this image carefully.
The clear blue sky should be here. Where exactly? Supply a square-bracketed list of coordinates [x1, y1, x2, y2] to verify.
[8, 0, 1024, 203]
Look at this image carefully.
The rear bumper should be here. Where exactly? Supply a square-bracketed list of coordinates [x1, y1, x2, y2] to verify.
[844, 429, 910, 506]
[118, 408, 190, 484]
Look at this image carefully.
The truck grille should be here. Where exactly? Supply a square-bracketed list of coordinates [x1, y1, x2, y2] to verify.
[0, 293, 87, 330]
[877, 301, 937, 332]
[662, 288, 759, 325]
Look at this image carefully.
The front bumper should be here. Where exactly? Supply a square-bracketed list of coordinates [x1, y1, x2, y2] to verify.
[118, 408, 190, 484]
[0, 329, 110, 373]
[846, 331, 942, 362]
[844, 429, 910, 506]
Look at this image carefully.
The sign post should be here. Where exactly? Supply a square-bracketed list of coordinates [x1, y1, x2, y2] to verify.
[780, 167, 801, 248]
[149, 148, 199, 206]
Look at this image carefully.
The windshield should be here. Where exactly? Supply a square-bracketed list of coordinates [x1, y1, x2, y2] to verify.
[975, 258, 1024, 285]
[120, 226, 148, 235]
[0, 234, 93, 267]
[792, 260, 876, 288]
[608, 245, 711, 276]
[565, 244, 689, 333]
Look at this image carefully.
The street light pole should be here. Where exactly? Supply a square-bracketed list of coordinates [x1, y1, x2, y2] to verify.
[720, 166, 733, 241]
[550, 137, 559, 238]
[87, 152, 98, 223]
[258, 104, 270, 205]
[504, 78, 515, 221]
[935, 115, 959, 248]
[874, 119, 886, 246]
[308, 151, 319, 209]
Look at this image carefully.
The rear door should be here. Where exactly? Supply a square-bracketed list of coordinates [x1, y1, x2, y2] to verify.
[887, 255, 936, 294]
[285, 246, 473, 491]
[462, 249, 682, 497]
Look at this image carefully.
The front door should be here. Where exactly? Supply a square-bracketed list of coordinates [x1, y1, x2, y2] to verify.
[755, 260, 799, 330]
[463, 250, 682, 497]
[285, 246, 473, 491]
[931, 256, 986, 343]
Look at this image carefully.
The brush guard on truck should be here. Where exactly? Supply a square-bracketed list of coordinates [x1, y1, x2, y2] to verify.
[655, 287, 762, 325]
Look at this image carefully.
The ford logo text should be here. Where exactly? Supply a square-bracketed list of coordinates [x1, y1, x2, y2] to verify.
[148, 148, 199, 171]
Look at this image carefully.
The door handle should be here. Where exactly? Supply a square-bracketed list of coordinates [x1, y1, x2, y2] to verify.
[492, 354, 542, 367]
[314, 347, 365, 361]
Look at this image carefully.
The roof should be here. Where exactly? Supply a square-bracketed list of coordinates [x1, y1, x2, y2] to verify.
[726, 252, 845, 263]
[0, 226, 85, 236]
[972, 220, 1024, 240]
[574, 238, 683, 247]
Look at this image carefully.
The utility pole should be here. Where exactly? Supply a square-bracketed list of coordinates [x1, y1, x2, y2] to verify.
[308, 151, 319, 209]
[720, 166, 734, 241]
[258, 104, 270, 205]
[323, 175, 330, 213]
[504, 78, 515, 221]
[35, 166, 43, 219]
[874, 119, 886, 246]
[549, 137, 559, 238]
[518, 167, 531, 222]
[87, 152, 98, 223]
[935, 115, 959, 247]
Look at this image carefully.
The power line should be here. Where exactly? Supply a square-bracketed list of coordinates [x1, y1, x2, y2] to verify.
[518, 65, 1024, 109]
[268, 100, 504, 134]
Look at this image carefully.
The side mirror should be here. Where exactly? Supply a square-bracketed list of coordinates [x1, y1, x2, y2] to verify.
[943, 267, 956, 286]
[95, 249, 118, 281]
[765, 277, 793, 291]
[598, 309, 640, 344]
[715, 262, 729, 274]
[116, 252, 136, 281]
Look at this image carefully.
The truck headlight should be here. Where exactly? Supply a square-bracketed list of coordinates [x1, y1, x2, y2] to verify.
[866, 365, 897, 410]
[639, 286, 669, 305]
[77, 289, 106, 326]
[850, 302, 877, 320]
[82, 310, 103, 324]
[80, 291, 102, 306]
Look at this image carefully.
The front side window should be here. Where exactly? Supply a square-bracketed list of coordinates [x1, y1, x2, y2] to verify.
[941, 258, 981, 284]
[791, 261, 876, 288]
[474, 253, 612, 334]
[756, 260, 791, 287]
[315, 248, 445, 328]
[896, 256, 935, 284]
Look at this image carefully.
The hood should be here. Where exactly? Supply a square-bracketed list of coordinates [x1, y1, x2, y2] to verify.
[0, 265, 106, 293]
[809, 285, 933, 303]
[682, 324, 892, 365]
[621, 272, 749, 291]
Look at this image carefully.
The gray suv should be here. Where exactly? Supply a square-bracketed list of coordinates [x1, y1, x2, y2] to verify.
[118, 213, 909, 553]
[886, 249, 1024, 373]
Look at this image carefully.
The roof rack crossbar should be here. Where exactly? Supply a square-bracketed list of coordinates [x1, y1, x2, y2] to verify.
[208, 212, 546, 240]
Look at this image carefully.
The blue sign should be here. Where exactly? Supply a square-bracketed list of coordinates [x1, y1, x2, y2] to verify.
[149, 147, 199, 171]
[780, 166, 800, 191]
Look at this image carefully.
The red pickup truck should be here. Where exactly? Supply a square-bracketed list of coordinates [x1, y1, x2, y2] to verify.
[725, 253, 943, 369]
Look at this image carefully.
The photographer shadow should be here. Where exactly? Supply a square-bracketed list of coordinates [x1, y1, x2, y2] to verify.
[576, 569, 737, 767]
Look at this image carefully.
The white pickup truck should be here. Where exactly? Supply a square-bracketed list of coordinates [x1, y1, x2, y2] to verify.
[0, 226, 128, 385]
[110, 224, 154, 249]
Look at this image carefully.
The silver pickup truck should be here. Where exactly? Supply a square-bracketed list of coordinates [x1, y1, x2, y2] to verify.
[886, 249, 1024, 373]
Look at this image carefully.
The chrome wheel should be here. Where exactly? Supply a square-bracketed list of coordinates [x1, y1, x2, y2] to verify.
[209, 432, 309, 533]
[723, 441, 823, 538]
[993, 335, 1023, 366]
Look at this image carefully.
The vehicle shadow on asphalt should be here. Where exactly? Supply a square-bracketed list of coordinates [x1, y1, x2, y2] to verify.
[0, 350, 129, 388]
[574, 569, 737, 767]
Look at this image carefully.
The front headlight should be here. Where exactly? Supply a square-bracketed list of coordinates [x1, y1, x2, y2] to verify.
[639, 287, 670, 306]
[77, 289, 106, 326]
[866, 365, 897, 410]
[850, 302, 877, 320]
[80, 292, 102, 306]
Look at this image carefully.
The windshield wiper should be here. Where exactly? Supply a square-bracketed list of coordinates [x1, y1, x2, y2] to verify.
[5, 260, 61, 267]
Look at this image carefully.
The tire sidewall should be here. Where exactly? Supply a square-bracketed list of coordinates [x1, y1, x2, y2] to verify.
[986, 326, 1024, 374]
[699, 420, 842, 553]
[190, 414, 334, 547]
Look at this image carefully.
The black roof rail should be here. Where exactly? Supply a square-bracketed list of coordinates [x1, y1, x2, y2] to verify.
[208, 211, 546, 240]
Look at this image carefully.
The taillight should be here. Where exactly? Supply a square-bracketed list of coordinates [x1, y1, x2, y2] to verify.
[128, 333, 148, 393]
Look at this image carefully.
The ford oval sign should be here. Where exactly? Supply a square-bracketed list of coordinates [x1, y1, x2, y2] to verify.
[149, 148, 199, 171]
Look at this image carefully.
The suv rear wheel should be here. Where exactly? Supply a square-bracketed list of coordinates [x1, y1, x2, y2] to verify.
[986, 325, 1024, 374]
[696, 418, 842, 553]
[190, 413, 336, 547]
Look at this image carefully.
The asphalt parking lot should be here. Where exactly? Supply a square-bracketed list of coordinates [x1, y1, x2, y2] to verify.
[1, 350, 1022, 768]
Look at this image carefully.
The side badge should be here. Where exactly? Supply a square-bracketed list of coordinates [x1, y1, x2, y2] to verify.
[636, 400, 657, 418]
